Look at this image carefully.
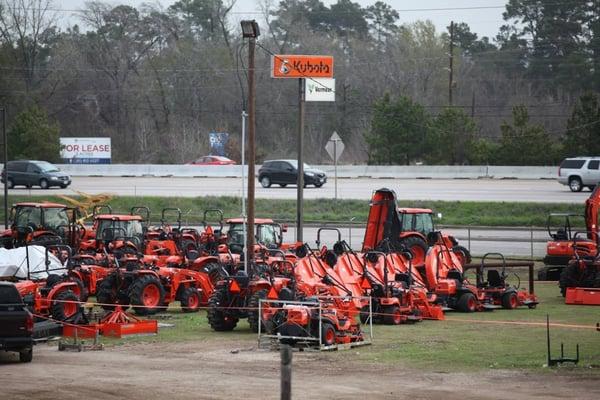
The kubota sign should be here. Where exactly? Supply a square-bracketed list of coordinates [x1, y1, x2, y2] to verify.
[271, 55, 334, 78]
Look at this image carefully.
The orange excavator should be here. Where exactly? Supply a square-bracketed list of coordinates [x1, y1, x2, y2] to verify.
[540, 186, 600, 281]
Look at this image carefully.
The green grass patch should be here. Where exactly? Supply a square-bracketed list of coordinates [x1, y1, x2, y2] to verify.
[96, 282, 599, 372]
[0, 194, 584, 227]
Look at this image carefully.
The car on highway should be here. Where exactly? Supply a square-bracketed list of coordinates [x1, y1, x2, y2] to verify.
[188, 156, 236, 165]
[258, 159, 327, 188]
[0, 282, 34, 362]
[557, 157, 600, 192]
[1, 160, 71, 189]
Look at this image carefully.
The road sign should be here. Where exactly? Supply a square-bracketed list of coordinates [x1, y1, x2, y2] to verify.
[272, 55, 334, 78]
[325, 131, 344, 162]
[305, 78, 335, 102]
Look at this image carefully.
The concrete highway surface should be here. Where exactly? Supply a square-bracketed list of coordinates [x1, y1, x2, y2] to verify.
[7, 176, 589, 203]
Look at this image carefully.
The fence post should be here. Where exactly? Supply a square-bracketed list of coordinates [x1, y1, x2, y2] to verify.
[281, 344, 292, 400]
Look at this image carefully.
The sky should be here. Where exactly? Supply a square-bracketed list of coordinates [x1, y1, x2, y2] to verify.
[59, 0, 508, 40]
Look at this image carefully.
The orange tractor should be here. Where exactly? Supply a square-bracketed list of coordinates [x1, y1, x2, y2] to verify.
[0, 202, 84, 249]
[540, 186, 600, 280]
[96, 252, 214, 315]
[79, 206, 146, 255]
[0, 244, 83, 321]
[559, 235, 600, 303]
[363, 188, 470, 267]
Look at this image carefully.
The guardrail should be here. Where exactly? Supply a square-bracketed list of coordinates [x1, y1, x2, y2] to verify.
[22, 164, 558, 180]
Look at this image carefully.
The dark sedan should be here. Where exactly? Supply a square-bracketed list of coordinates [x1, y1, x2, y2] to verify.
[258, 160, 327, 188]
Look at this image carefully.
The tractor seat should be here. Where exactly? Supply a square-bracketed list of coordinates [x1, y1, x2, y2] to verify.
[447, 270, 463, 282]
[487, 269, 503, 287]
[552, 229, 568, 241]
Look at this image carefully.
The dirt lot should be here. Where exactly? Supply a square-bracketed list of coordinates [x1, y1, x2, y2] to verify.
[1, 338, 598, 400]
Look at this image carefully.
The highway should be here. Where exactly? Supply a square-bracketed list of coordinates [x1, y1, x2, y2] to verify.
[7, 176, 589, 203]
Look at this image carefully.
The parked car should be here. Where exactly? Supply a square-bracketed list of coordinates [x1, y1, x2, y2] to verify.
[258, 160, 327, 188]
[188, 156, 236, 165]
[1, 160, 71, 189]
[557, 157, 600, 192]
[0, 282, 33, 362]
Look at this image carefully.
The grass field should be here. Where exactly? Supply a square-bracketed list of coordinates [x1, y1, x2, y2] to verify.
[97, 281, 599, 372]
[0, 194, 584, 227]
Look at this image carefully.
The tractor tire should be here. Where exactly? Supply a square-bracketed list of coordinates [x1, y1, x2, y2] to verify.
[247, 289, 268, 333]
[204, 262, 227, 285]
[359, 305, 371, 324]
[50, 290, 80, 321]
[456, 292, 477, 313]
[559, 263, 580, 297]
[96, 274, 120, 311]
[501, 292, 518, 309]
[320, 322, 336, 346]
[19, 348, 33, 363]
[382, 305, 403, 325]
[70, 277, 89, 303]
[207, 285, 238, 331]
[129, 275, 165, 315]
[400, 236, 428, 266]
[452, 245, 472, 265]
[180, 287, 200, 313]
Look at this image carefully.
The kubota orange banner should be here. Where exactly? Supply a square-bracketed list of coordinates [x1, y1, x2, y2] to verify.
[271, 55, 334, 78]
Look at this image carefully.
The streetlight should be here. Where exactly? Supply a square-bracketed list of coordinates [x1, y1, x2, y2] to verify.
[240, 20, 259, 271]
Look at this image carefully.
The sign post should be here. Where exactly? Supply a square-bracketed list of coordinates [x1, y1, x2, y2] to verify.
[325, 131, 344, 201]
[271, 54, 334, 241]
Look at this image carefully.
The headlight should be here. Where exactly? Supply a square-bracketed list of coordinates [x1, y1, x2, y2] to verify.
[50, 177, 59, 180]
[305, 172, 315, 177]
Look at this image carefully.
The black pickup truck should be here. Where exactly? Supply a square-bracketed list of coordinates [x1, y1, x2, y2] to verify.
[0, 282, 33, 362]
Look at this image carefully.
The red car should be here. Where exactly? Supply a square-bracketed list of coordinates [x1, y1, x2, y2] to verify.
[188, 156, 236, 165]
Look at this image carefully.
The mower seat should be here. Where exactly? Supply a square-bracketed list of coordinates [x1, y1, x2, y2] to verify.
[233, 272, 250, 288]
[487, 269, 503, 287]
[447, 270, 464, 282]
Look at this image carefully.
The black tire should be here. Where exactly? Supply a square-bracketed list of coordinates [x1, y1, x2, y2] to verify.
[96, 274, 119, 311]
[569, 177, 583, 192]
[6, 178, 13, 189]
[45, 274, 63, 288]
[382, 305, 403, 325]
[70, 277, 89, 303]
[559, 262, 580, 297]
[204, 262, 227, 285]
[39, 178, 49, 189]
[129, 275, 165, 315]
[314, 182, 323, 188]
[537, 267, 548, 281]
[247, 289, 268, 333]
[260, 176, 271, 188]
[180, 287, 200, 313]
[19, 348, 33, 363]
[279, 183, 287, 187]
[501, 292, 518, 309]
[60, 183, 68, 189]
[400, 236, 428, 265]
[50, 290, 80, 321]
[359, 305, 371, 324]
[452, 245, 472, 265]
[207, 285, 238, 331]
[320, 322, 336, 346]
[456, 292, 477, 313]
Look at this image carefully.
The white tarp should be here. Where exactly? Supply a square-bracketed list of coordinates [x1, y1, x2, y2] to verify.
[0, 246, 66, 279]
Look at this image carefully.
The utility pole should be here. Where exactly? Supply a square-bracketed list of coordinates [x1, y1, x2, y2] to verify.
[1, 107, 7, 229]
[296, 78, 305, 242]
[471, 91, 475, 118]
[241, 20, 260, 267]
[448, 21, 454, 106]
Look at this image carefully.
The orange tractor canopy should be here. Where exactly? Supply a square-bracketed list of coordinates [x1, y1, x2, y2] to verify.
[0, 202, 82, 249]
[541, 186, 600, 280]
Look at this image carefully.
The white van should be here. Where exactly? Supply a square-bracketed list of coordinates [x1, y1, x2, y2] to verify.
[557, 157, 600, 192]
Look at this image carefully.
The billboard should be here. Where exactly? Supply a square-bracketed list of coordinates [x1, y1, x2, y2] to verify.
[209, 132, 229, 157]
[305, 78, 335, 102]
[60, 137, 111, 164]
[271, 55, 334, 78]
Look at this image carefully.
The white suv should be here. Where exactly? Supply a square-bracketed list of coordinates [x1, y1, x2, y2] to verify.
[558, 157, 600, 192]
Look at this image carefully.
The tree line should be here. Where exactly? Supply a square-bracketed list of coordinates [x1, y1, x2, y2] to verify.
[0, 0, 599, 165]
